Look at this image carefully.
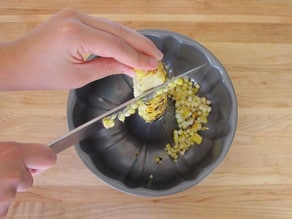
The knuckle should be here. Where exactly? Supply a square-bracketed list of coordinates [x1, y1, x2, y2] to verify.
[53, 9, 83, 39]
[58, 8, 80, 18]
[58, 20, 82, 37]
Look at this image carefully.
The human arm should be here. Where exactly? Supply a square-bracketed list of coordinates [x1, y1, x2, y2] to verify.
[0, 8, 163, 91]
[0, 8, 163, 217]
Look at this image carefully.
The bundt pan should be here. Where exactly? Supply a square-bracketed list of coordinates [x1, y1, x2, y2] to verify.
[67, 30, 237, 196]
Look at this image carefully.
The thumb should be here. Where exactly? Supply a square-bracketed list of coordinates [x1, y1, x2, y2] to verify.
[18, 143, 57, 176]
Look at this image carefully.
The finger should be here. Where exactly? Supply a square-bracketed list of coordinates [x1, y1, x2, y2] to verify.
[18, 143, 57, 175]
[82, 57, 135, 77]
[0, 164, 32, 191]
[0, 142, 33, 191]
[0, 202, 10, 218]
[78, 25, 160, 70]
[0, 185, 16, 217]
[79, 13, 163, 60]
[72, 57, 135, 87]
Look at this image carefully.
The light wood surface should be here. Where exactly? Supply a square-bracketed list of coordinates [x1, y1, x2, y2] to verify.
[0, 1, 292, 218]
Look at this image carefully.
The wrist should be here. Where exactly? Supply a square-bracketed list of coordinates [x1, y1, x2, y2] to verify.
[0, 39, 36, 91]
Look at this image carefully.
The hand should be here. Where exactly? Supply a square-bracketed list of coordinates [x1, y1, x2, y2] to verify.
[0, 8, 163, 91]
[0, 142, 56, 217]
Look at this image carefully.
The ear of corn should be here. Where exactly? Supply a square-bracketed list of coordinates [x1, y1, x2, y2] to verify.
[133, 62, 168, 122]
[133, 62, 167, 97]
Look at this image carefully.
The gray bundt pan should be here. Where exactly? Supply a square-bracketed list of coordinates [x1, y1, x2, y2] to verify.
[66, 30, 237, 196]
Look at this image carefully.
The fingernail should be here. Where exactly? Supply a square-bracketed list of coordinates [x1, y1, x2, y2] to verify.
[148, 58, 159, 68]
[156, 50, 164, 60]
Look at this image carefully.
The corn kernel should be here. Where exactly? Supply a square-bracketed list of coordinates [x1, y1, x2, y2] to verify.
[102, 117, 115, 129]
[118, 113, 126, 122]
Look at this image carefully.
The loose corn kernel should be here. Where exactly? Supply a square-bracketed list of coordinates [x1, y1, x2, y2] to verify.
[154, 156, 163, 164]
[175, 77, 184, 85]
[118, 112, 126, 122]
[102, 117, 115, 129]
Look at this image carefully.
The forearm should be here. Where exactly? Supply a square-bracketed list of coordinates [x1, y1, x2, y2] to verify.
[0, 36, 51, 91]
[0, 41, 18, 91]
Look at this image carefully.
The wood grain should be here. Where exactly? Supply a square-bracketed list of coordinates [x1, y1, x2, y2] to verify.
[0, 0, 292, 218]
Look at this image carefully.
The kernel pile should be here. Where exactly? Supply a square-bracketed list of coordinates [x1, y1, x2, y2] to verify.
[165, 77, 211, 161]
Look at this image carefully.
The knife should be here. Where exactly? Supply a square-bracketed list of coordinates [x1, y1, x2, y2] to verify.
[48, 64, 207, 154]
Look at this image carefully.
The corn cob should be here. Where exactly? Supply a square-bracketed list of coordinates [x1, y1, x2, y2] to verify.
[133, 62, 168, 122]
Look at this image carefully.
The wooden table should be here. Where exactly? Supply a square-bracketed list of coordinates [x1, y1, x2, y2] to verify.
[0, 1, 292, 218]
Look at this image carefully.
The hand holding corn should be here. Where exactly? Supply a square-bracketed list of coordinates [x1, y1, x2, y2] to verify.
[0, 8, 163, 91]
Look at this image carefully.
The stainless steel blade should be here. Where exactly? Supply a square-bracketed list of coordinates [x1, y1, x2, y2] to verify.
[48, 64, 206, 154]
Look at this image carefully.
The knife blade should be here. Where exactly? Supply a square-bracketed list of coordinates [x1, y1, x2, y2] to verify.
[48, 64, 207, 154]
